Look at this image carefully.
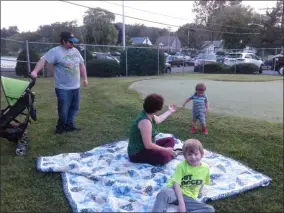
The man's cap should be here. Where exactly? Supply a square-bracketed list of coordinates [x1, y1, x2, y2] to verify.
[60, 31, 79, 43]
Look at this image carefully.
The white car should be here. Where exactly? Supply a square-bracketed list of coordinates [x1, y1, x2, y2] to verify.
[224, 53, 264, 70]
[194, 54, 217, 72]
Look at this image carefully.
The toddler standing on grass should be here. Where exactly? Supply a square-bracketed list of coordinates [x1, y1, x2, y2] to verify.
[182, 83, 209, 135]
[152, 139, 215, 213]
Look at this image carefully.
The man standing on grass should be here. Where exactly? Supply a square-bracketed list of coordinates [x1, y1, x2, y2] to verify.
[30, 31, 88, 134]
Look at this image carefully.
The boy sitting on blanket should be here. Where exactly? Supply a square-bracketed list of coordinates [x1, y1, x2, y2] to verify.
[152, 139, 215, 213]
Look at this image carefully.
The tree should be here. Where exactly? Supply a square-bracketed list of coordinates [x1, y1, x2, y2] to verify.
[176, 23, 210, 48]
[0, 26, 19, 38]
[215, 4, 256, 49]
[37, 21, 80, 43]
[260, 0, 283, 48]
[83, 8, 117, 45]
[193, 0, 243, 41]
[193, 0, 241, 25]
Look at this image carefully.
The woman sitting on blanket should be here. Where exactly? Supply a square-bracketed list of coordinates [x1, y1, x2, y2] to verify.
[127, 93, 177, 166]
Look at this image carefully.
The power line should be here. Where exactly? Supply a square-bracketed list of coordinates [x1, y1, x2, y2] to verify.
[60, 0, 260, 35]
[100, 0, 255, 30]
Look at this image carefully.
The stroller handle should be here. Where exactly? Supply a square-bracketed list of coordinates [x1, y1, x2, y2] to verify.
[28, 74, 36, 89]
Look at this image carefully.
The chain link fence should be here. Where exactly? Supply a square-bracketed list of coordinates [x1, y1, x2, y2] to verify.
[1, 38, 283, 78]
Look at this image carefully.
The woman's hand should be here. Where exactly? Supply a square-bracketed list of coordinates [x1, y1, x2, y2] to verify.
[164, 147, 175, 156]
[168, 104, 177, 113]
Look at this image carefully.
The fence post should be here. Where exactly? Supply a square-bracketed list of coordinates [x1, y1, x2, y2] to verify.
[274, 48, 277, 71]
[182, 57, 185, 75]
[126, 46, 128, 77]
[157, 46, 159, 75]
[84, 44, 87, 67]
[25, 40, 31, 77]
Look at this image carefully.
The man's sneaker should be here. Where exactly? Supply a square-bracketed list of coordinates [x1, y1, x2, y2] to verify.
[65, 126, 81, 132]
[202, 127, 208, 135]
[190, 127, 197, 134]
[55, 127, 64, 134]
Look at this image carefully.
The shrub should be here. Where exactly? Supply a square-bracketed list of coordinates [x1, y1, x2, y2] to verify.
[120, 48, 165, 76]
[86, 59, 120, 77]
[203, 63, 232, 74]
[232, 63, 259, 74]
[202, 62, 259, 74]
[15, 49, 40, 77]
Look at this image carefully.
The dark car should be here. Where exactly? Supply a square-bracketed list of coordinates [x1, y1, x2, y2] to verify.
[261, 54, 284, 75]
[94, 52, 120, 64]
[167, 54, 193, 67]
[216, 55, 226, 63]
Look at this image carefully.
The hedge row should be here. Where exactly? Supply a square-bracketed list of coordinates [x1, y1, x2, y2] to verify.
[15, 49, 40, 77]
[119, 47, 165, 76]
[86, 48, 166, 77]
[86, 59, 120, 77]
[196, 62, 260, 74]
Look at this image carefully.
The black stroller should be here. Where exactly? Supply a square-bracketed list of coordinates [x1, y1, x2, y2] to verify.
[0, 76, 37, 155]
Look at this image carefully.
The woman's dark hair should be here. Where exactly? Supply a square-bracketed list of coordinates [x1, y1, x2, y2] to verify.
[143, 93, 164, 113]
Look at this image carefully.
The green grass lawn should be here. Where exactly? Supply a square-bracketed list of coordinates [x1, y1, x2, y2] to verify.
[1, 75, 283, 212]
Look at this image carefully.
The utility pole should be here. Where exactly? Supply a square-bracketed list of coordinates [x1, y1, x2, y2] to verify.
[281, 5, 284, 52]
[122, 0, 126, 50]
[168, 27, 171, 53]
[187, 30, 190, 48]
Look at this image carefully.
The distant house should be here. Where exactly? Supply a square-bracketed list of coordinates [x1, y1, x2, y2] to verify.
[130, 37, 152, 46]
[201, 40, 224, 54]
[154, 36, 181, 53]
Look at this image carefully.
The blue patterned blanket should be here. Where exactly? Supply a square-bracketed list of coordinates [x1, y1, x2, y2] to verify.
[36, 133, 272, 212]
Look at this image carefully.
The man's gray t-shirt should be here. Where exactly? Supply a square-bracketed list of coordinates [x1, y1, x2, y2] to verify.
[43, 46, 84, 90]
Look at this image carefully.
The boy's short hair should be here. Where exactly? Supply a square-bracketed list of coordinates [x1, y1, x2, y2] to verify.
[195, 83, 206, 92]
[143, 93, 164, 113]
[182, 139, 204, 157]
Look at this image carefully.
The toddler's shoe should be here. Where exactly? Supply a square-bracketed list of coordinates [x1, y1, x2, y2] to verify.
[202, 127, 208, 135]
[190, 127, 197, 134]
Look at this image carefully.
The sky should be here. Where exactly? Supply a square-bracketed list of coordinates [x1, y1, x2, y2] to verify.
[0, 1, 278, 32]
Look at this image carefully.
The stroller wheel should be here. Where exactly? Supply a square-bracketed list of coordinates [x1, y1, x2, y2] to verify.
[20, 132, 29, 145]
[15, 145, 27, 156]
[20, 137, 29, 145]
[16, 140, 28, 156]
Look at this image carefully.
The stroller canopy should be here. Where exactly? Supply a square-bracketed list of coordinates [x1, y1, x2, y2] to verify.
[1, 77, 30, 106]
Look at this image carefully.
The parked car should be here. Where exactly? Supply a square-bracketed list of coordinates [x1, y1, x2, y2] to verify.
[110, 51, 121, 57]
[216, 55, 226, 63]
[216, 51, 227, 63]
[93, 52, 120, 64]
[223, 52, 263, 73]
[261, 54, 284, 75]
[194, 53, 217, 72]
[167, 53, 193, 67]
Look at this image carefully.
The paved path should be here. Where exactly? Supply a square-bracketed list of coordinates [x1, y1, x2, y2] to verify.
[130, 78, 283, 123]
[170, 66, 281, 76]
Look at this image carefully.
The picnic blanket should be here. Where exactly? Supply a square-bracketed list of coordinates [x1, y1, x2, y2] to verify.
[36, 133, 272, 212]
